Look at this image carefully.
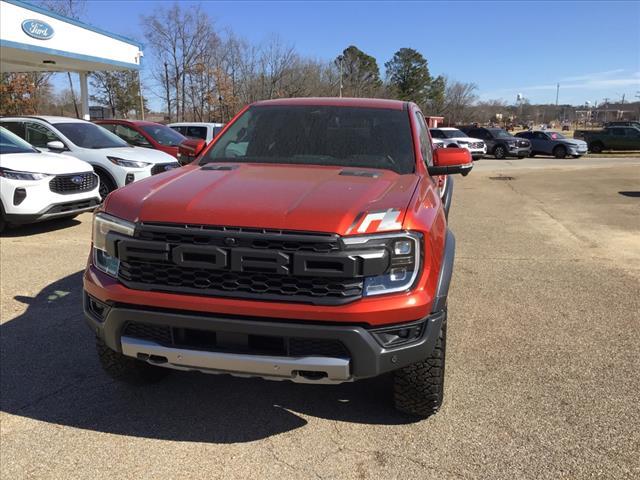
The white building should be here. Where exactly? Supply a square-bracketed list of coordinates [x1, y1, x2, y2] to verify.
[0, 0, 143, 119]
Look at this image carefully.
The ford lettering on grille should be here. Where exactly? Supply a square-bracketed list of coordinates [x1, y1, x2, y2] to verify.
[114, 237, 384, 278]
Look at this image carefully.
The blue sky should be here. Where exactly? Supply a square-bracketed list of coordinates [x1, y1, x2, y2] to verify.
[64, 1, 640, 107]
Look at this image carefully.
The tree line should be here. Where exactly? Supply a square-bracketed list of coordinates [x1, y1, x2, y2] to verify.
[5, 1, 635, 126]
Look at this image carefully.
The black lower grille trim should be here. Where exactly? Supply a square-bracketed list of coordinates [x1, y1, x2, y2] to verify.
[121, 321, 350, 358]
[45, 198, 99, 214]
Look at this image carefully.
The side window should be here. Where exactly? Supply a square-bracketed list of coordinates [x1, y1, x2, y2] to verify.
[0, 121, 26, 139]
[100, 123, 116, 133]
[186, 126, 207, 140]
[470, 129, 487, 140]
[170, 126, 184, 135]
[611, 129, 625, 136]
[25, 122, 59, 147]
[414, 111, 432, 166]
[534, 132, 547, 140]
[430, 129, 445, 139]
[115, 125, 150, 146]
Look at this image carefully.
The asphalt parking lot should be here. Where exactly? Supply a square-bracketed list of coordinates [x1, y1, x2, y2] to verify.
[1, 157, 639, 479]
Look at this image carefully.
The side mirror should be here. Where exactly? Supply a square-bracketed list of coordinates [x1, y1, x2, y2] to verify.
[429, 148, 473, 177]
[177, 138, 207, 164]
[46, 140, 66, 151]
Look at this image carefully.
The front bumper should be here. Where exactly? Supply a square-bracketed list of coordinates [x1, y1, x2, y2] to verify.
[84, 293, 446, 384]
[507, 145, 531, 157]
[4, 197, 100, 224]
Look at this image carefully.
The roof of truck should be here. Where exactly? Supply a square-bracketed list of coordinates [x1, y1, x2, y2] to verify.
[252, 97, 407, 110]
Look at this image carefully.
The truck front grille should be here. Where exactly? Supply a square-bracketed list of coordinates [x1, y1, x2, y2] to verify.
[49, 172, 98, 194]
[114, 223, 383, 305]
[122, 322, 350, 358]
[118, 260, 363, 301]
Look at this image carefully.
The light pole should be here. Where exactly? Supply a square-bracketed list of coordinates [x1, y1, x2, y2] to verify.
[337, 55, 344, 98]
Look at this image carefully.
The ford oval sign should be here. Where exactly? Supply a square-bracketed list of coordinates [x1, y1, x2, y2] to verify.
[21, 20, 55, 40]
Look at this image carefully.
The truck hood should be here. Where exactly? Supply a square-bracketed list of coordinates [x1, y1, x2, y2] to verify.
[105, 163, 420, 235]
[0, 151, 93, 174]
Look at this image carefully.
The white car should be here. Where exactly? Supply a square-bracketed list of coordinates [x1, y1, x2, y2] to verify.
[0, 117, 180, 198]
[168, 122, 225, 144]
[430, 127, 487, 160]
[0, 126, 100, 232]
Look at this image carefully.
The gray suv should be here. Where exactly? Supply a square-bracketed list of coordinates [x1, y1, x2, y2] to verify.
[515, 131, 588, 158]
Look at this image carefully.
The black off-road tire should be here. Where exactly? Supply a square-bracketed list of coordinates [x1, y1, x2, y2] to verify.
[393, 320, 446, 418]
[96, 338, 170, 384]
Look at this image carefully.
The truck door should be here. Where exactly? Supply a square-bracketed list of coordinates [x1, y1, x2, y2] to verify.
[622, 128, 640, 150]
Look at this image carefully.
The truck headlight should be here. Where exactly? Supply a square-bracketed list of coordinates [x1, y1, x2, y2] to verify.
[92, 212, 135, 277]
[343, 232, 422, 297]
[107, 156, 151, 169]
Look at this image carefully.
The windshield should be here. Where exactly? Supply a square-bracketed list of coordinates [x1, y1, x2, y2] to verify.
[55, 122, 129, 149]
[548, 132, 566, 140]
[490, 129, 513, 139]
[141, 124, 186, 146]
[0, 127, 39, 154]
[442, 129, 466, 139]
[203, 106, 415, 174]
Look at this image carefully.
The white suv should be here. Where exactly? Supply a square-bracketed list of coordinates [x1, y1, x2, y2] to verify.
[0, 127, 100, 232]
[168, 122, 225, 144]
[0, 117, 179, 198]
[430, 127, 486, 160]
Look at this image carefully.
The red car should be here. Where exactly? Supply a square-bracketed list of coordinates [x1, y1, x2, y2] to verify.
[84, 98, 472, 418]
[95, 120, 206, 164]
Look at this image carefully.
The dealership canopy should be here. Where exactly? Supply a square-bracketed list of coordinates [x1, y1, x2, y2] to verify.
[0, 0, 143, 119]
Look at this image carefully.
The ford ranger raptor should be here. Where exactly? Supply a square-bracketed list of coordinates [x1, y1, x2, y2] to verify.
[83, 98, 472, 417]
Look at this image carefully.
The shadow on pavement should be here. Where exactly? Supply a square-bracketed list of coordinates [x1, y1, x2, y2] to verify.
[1, 271, 414, 444]
[1, 217, 82, 237]
[618, 191, 640, 198]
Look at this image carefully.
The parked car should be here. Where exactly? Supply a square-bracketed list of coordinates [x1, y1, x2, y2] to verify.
[574, 126, 640, 153]
[515, 130, 588, 158]
[458, 126, 531, 159]
[604, 121, 640, 129]
[168, 122, 225, 144]
[95, 119, 205, 163]
[83, 97, 473, 418]
[0, 126, 100, 232]
[429, 127, 486, 160]
[0, 117, 180, 198]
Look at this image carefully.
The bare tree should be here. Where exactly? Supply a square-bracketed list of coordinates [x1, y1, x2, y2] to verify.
[444, 80, 478, 125]
[141, 3, 215, 122]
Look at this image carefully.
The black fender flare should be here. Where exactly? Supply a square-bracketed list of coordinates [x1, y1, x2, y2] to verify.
[442, 176, 454, 220]
[431, 229, 455, 313]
